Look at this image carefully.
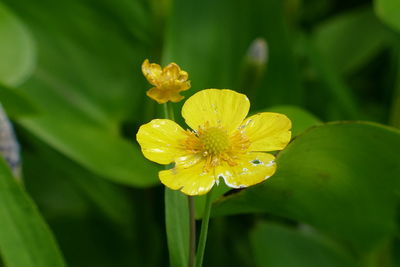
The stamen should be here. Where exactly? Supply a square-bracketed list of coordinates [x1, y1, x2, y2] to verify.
[199, 127, 229, 155]
[181, 124, 251, 171]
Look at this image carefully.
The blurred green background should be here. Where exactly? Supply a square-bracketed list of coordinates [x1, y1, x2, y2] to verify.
[1, 0, 400, 266]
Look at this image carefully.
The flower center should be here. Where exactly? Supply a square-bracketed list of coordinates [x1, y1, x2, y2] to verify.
[181, 125, 250, 171]
[199, 127, 229, 155]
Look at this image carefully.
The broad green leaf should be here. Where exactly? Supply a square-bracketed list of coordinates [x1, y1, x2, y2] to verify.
[19, 114, 158, 187]
[0, 83, 37, 118]
[314, 7, 389, 75]
[0, 2, 35, 86]
[3, 0, 159, 187]
[301, 35, 359, 119]
[23, 134, 135, 226]
[0, 157, 66, 267]
[213, 122, 400, 253]
[374, 0, 400, 32]
[165, 189, 189, 267]
[265, 105, 322, 136]
[163, 0, 303, 110]
[251, 223, 356, 267]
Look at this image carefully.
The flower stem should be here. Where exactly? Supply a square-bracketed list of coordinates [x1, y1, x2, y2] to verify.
[195, 189, 213, 267]
[188, 196, 196, 267]
[163, 102, 175, 120]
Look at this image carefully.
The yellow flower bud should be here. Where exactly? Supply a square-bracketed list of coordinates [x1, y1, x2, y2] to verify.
[142, 59, 191, 104]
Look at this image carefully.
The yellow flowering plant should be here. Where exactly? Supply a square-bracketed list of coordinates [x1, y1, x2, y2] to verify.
[137, 60, 291, 267]
[137, 89, 292, 195]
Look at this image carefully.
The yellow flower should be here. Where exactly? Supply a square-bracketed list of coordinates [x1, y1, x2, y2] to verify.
[136, 89, 291, 196]
[142, 59, 191, 104]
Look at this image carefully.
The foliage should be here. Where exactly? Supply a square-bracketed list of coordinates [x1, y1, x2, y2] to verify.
[1, 0, 400, 266]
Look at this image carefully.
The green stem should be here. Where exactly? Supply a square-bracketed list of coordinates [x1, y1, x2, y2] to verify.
[195, 189, 213, 267]
[188, 196, 196, 267]
[163, 102, 175, 120]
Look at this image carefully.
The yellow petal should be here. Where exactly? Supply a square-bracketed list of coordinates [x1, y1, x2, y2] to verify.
[159, 160, 217, 196]
[175, 154, 202, 168]
[178, 80, 191, 92]
[162, 63, 181, 81]
[142, 59, 162, 86]
[169, 92, 185, 103]
[241, 112, 291, 152]
[146, 87, 169, 104]
[178, 70, 189, 82]
[182, 89, 250, 133]
[136, 119, 187, 164]
[217, 152, 276, 188]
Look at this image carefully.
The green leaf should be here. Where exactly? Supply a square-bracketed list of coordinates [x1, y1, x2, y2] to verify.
[213, 122, 400, 253]
[165, 189, 189, 267]
[301, 34, 359, 119]
[0, 157, 66, 267]
[163, 0, 303, 109]
[251, 222, 356, 267]
[314, 7, 389, 75]
[0, 2, 35, 86]
[19, 115, 158, 187]
[264, 105, 322, 136]
[4, 0, 158, 187]
[0, 83, 37, 118]
[23, 133, 135, 226]
[374, 0, 400, 32]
